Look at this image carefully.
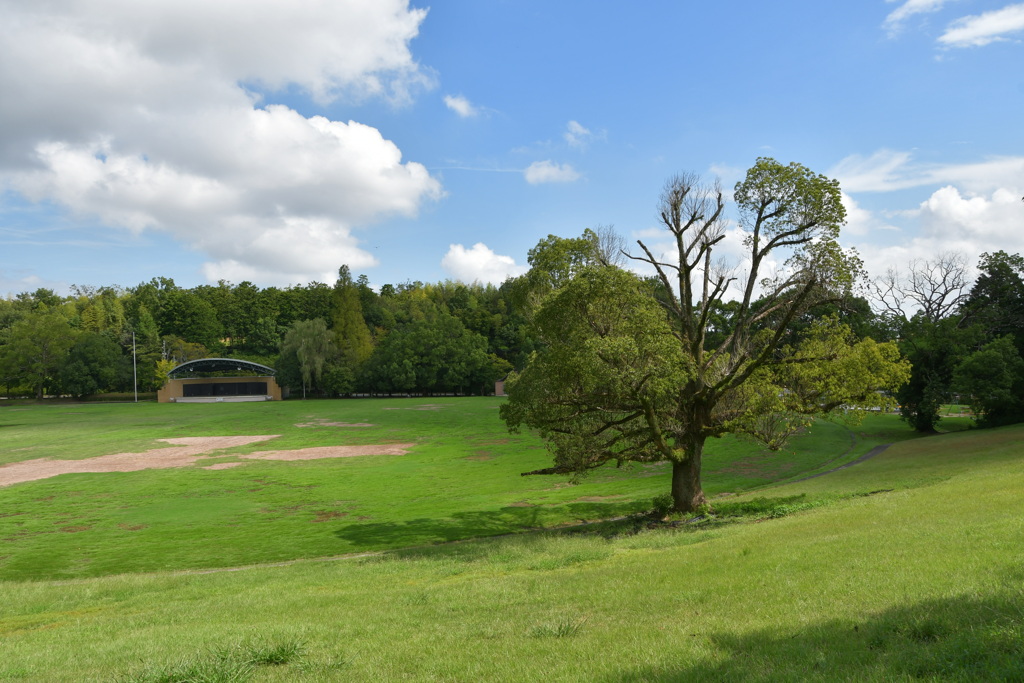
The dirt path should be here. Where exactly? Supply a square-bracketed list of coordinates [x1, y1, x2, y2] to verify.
[783, 443, 892, 485]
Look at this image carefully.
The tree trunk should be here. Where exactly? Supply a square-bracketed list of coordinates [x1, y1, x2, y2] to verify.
[671, 439, 708, 513]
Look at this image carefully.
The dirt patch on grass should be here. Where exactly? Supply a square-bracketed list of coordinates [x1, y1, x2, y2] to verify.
[296, 419, 375, 428]
[243, 444, 412, 460]
[59, 525, 91, 533]
[311, 511, 348, 522]
[0, 436, 415, 487]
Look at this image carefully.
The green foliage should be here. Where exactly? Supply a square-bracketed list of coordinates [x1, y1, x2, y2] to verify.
[331, 266, 374, 366]
[502, 266, 688, 473]
[953, 335, 1024, 427]
[505, 160, 903, 512]
[279, 318, 336, 398]
[0, 309, 77, 399]
[159, 290, 223, 350]
[362, 309, 497, 395]
[3, 267, 542, 398]
[650, 493, 675, 518]
[154, 358, 177, 389]
[734, 157, 845, 244]
[58, 332, 131, 398]
[962, 250, 1024, 344]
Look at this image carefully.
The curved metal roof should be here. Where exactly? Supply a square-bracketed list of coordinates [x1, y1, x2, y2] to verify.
[167, 358, 276, 378]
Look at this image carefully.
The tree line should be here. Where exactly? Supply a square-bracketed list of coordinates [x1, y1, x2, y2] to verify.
[0, 270, 539, 399]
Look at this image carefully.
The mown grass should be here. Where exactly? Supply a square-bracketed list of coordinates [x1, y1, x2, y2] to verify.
[0, 398, 910, 581]
[0, 421, 1020, 681]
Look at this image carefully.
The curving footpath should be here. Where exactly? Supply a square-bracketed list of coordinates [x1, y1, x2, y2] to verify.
[784, 443, 892, 485]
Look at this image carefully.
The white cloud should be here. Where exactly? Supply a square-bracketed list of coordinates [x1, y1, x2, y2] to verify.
[883, 0, 953, 35]
[939, 3, 1024, 47]
[441, 243, 527, 285]
[444, 94, 478, 118]
[524, 161, 581, 185]
[918, 186, 1023, 239]
[564, 120, 592, 148]
[0, 0, 441, 286]
[840, 192, 901, 237]
[833, 148, 1024, 283]
[830, 150, 1024, 194]
[848, 185, 1024, 285]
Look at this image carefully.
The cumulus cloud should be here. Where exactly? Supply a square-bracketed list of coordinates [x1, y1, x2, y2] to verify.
[845, 185, 1024, 286]
[443, 94, 478, 118]
[883, 0, 953, 35]
[524, 161, 581, 185]
[939, 3, 1024, 47]
[441, 243, 527, 285]
[918, 186, 1024, 239]
[0, 0, 442, 286]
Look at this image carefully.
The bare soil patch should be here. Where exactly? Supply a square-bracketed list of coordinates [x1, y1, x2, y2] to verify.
[295, 419, 375, 428]
[0, 436, 415, 487]
[241, 444, 412, 461]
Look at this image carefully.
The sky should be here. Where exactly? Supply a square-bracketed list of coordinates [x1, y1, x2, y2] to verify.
[0, 0, 1022, 297]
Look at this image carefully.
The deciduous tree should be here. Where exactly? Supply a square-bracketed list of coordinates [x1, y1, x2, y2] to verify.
[502, 159, 909, 512]
[0, 310, 77, 399]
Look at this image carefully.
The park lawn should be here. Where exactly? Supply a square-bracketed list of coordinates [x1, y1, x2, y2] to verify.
[0, 398, 899, 581]
[0, 421, 1019, 681]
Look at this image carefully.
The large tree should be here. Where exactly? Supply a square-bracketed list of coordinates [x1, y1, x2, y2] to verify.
[278, 318, 336, 399]
[502, 159, 909, 512]
[330, 266, 374, 366]
[0, 310, 77, 399]
[58, 332, 131, 398]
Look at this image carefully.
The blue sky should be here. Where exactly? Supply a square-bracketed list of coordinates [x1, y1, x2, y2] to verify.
[1, 0, 1022, 295]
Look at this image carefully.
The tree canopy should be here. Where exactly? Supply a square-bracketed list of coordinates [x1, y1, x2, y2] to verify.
[502, 159, 910, 512]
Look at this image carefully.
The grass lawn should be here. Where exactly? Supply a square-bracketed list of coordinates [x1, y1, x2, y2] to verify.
[0, 408, 1018, 681]
[0, 398, 914, 581]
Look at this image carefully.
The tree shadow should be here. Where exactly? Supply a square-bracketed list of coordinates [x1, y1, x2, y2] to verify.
[333, 501, 641, 555]
[605, 590, 1024, 682]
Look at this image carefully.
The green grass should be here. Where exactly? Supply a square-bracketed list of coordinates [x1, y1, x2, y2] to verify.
[0, 398, 901, 581]
[0, 420, 1020, 681]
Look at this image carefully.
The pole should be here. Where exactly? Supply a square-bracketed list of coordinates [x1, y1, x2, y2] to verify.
[133, 329, 138, 403]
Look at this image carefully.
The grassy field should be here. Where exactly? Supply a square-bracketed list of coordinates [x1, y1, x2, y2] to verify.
[3, 399, 1016, 682]
[0, 398, 919, 581]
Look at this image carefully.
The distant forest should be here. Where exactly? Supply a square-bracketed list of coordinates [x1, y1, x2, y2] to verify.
[0, 265, 533, 400]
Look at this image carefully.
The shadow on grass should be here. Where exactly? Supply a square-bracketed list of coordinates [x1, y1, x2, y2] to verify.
[333, 501, 644, 550]
[606, 590, 1024, 682]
